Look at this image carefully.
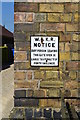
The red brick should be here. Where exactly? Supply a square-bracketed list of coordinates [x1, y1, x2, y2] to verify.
[66, 62, 80, 70]
[14, 13, 26, 22]
[60, 33, 71, 42]
[26, 13, 33, 22]
[14, 13, 34, 23]
[14, 3, 38, 12]
[65, 3, 78, 13]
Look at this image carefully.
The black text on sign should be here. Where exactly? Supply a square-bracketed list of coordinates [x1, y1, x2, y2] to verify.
[31, 36, 59, 67]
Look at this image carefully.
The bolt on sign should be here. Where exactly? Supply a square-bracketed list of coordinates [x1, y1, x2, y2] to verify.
[31, 36, 59, 66]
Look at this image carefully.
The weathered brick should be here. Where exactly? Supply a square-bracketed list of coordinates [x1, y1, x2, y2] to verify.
[26, 89, 34, 97]
[73, 34, 80, 42]
[77, 71, 80, 80]
[60, 33, 71, 42]
[14, 3, 38, 12]
[41, 71, 45, 79]
[39, 99, 61, 108]
[14, 42, 27, 51]
[39, 99, 47, 107]
[33, 90, 46, 97]
[64, 89, 71, 97]
[14, 62, 30, 70]
[70, 42, 80, 51]
[65, 3, 78, 12]
[48, 13, 60, 22]
[74, 13, 78, 22]
[14, 71, 26, 80]
[60, 13, 72, 22]
[14, 32, 26, 42]
[14, 23, 39, 32]
[34, 71, 45, 79]
[65, 80, 78, 89]
[69, 71, 76, 80]
[71, 89, 78, 97]
[66, 23, 78, 32]
[14, 13, 26, 22]
[26, 13, 34, 22]
[14, 52, 27, 61]
[65, 43, 70, 52]
[71, 52, 79, 60]
[14, 90, 26, 98]
[47, 89, 60, 97]
[66, 61, 80, 70]
[46, 71, 58, 80]
[59, 43, 64, 52]
[40, 23, 65, 32]
[34, 71, 40, 79]
[26, 70, 33, 80]
[60, 71, 70, 81]
[40, 81, 63, 88]
[47, 99, 61, 108]
[60, 52, 71, 61]
[35, 13, 46, 22]
[14, 80, 39, 89]
[40, 4, 64, 12]
[14, 98, 39, 107]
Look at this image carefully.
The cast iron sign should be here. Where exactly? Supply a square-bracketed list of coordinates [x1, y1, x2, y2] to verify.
[31, 36, 59, 66]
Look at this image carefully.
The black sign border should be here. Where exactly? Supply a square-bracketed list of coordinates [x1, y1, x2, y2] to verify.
[30, 35, 59, 67]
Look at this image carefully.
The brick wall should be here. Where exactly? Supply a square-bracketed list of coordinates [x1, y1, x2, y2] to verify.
[14, 2, 80, 107]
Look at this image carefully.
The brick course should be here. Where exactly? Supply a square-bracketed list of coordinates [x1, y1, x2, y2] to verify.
[14, 2, 79, 107]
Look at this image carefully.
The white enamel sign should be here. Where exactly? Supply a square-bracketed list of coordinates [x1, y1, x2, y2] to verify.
[31, 36, 59, 66]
